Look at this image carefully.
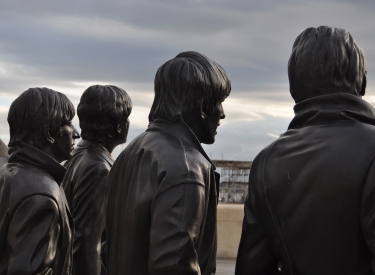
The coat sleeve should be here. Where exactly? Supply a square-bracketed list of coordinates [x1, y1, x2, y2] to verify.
[361, 158, 375, 272]
[235, 155, 278, 275]
[148, 182, 206, 275]
[7, 195, 59, 275]
[72, 162, 109, 275]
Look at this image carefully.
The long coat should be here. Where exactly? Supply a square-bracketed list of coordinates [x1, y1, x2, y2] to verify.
[62, 140, 113, 275]
[0, 143, 73, 275]
[106, 119, 219, 275]
[236, 94, 375, 275]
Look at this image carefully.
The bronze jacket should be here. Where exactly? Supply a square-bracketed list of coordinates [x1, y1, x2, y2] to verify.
[236, 94, 375, 275]
[106, 119, 219, 275]
[0, 143, 73, 275]
[62, 140, 114, 275]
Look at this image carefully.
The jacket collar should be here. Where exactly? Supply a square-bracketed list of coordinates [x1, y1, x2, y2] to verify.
[8, 143, 66, 184]
[147, 119, 216, 170]
[72, 139, 114, 166]
[288, 94, 375, 130]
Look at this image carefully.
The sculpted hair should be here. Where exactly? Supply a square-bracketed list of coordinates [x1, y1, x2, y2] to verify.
[8, 87, 75, 150]
[288, 26, 367, 103]
[149, 51, 231, 124]
[77, 85, 132, 142]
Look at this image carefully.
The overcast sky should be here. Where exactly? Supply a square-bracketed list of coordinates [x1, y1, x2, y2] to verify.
[0, 0, 374, 160]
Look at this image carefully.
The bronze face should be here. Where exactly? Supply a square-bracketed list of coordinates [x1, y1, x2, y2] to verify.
[53, 122, 80, 162]
[193, 99, 226, 145]
[203, 100, 225, 144]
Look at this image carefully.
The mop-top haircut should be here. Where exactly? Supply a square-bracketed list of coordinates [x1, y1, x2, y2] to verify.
[149, 51, 231, 124]
[288, 26, 367, 103]
[8, 87, 75, 151]
[77, 85, 132, 142]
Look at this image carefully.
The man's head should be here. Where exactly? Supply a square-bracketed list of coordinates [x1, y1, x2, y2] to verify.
[288, 26, 367, 103]
[77, 85, 132, 147]
[149, 51, 231, 144]
[8, 87, 80, 162]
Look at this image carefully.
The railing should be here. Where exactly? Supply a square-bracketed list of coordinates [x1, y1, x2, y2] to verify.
[211, 160, 252, 204]
[219, 187, 248, 204]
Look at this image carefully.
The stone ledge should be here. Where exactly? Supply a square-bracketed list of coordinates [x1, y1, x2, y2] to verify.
[217, 204, 244, 221]
[217, 203, 244, 259]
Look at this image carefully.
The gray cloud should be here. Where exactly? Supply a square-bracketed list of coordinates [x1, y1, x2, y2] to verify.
[0, 0, 374, 160]
[202, 115, 291, 161]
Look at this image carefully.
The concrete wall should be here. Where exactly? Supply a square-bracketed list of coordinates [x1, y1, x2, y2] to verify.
[217, 203, 244, 259]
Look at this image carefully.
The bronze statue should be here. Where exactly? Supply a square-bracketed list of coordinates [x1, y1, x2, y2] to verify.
[0, 87, 80, 275]
[106, 51, 231, 275]
[61, 85, 132, 275]
[236, 26, 375, 274]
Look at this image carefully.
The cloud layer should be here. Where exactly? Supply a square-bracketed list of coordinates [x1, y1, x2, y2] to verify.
[0, 0, 374, 160]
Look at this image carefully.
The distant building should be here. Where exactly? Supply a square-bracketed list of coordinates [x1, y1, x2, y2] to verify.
[212, 160, 252, 204]
[0, 139, 9, 168]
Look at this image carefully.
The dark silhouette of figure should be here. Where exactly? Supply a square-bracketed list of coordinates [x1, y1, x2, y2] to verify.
[235, 26, 375, 275]
[106, 51, 231, 275]
[0, 87, 80, 275]
[61, 85, 132, 275]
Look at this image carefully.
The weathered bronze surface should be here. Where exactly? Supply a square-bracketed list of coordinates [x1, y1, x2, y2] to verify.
[236, 26, 375, 275]
[0, 87, 79, 275]
[106, 51, 231, 275]
[62, 85, 132, 275]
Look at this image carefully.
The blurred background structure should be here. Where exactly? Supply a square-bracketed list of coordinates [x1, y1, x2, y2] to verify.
[212, 160, 250, 260]
[0, 139, 8, 167]
[213, 160, 252, 204]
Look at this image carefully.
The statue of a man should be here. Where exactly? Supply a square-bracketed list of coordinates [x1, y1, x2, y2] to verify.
[61, 85, 132, 275]
[0, 87, 80, 275]
[106, 51, 231, 275]
[236, 26, 375, 274]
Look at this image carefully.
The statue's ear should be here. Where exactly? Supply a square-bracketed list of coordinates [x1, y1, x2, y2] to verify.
[360, 74, 366, 96]
[199, 99, 207, 120]
[116, 123, 122, 134]
[45, 129, 55, 144]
